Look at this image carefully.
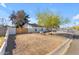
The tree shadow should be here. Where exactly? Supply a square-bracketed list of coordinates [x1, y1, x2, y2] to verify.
[4, 35, 16, 55]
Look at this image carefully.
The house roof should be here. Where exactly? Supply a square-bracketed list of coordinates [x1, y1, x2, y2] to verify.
[28, 23, 44, 27]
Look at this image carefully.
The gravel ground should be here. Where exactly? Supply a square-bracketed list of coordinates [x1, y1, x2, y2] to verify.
[13, 33, 66, 55]
[66, 39, 79, 55]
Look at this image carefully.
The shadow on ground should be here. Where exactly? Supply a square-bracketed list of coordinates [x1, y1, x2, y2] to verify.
[4, 35, 16, 55]
[56, 34, 79, 39]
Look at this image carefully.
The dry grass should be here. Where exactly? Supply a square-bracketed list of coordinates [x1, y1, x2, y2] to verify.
[13, 33, 66, 55]
[0, 36, 4, 48]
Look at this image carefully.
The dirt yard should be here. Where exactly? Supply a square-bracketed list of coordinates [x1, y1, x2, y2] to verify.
[13, 33, 66, 55]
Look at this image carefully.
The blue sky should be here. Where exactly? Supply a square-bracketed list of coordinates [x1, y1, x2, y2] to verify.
[0, 3, 79, 27]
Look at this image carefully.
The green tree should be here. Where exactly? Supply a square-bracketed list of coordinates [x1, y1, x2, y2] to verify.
[36, 11, 61, 29]
[36, 11, 70, 29]
[72, 26, 79, 30]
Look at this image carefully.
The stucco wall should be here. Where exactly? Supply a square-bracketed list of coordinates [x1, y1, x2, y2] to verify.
[28, 27, 41, 32]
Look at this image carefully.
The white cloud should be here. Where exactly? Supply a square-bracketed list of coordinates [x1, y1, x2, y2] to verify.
[73, 14, 79, 20]
[0, 3, 7, 8]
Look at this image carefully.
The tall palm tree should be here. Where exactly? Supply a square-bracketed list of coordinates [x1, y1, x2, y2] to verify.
[9, 10, 29, 28]
[9, 11, 16, 24]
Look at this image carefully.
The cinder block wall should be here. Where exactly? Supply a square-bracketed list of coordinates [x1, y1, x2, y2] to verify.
[8, 27, 16, 35]
[0, 27, 7, 36]
[0, 28, 9, 55]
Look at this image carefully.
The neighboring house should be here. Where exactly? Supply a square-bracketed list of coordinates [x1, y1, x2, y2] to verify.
[23, 23, 46, 33]
[9, 23, 46, 34]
